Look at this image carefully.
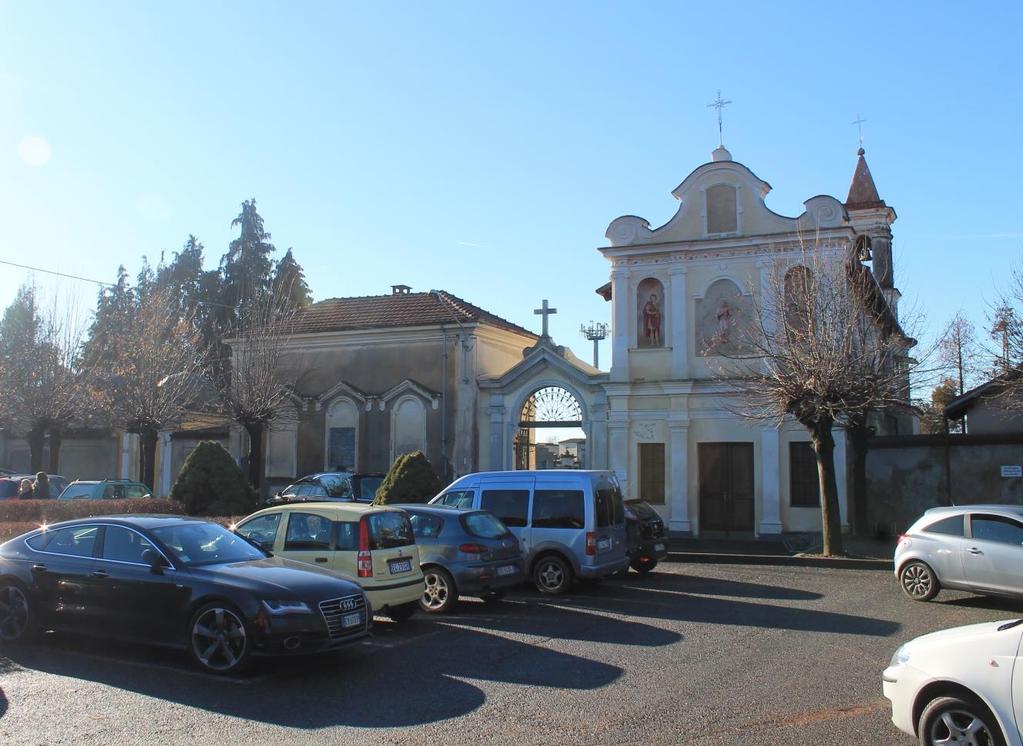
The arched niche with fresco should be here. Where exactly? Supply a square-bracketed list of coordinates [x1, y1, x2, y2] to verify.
[636, 277, 665, 348]
[696, 278, 751, 357]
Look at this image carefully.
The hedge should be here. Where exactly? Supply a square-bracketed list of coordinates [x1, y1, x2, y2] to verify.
[375, 451, 443, 505]
[171, 441, 257, 516]
[0, 498, 185, 524]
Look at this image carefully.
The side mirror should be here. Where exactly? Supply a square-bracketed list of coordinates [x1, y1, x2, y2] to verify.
[141, 548, 168, 574]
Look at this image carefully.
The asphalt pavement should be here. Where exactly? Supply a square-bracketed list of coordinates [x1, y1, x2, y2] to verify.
[1, 560, 1019, 745]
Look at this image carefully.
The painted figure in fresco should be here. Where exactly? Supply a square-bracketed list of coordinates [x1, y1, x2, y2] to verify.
[643, 293, 662, 346]
[715, 299, 733, 341]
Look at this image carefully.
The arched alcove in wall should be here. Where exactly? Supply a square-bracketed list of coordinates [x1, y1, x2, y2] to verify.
[391, 395, 427, 463]
[637, 277, 665, 348]
[325, 397, 359, 471]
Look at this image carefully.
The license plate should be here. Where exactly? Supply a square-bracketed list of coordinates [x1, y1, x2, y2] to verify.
[388, 558, 413, 574]
[597, 538, 611, 551]
[654, 543, 665, 552]
[496, 564, 517, 576]
[341, 612, 361, 628]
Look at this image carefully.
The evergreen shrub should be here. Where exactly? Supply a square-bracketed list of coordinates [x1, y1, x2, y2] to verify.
[374, 451, 443, 505]
[171, 441, 257, 516]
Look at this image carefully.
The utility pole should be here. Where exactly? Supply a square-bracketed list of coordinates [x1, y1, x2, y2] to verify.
[580, 321, 608, 368]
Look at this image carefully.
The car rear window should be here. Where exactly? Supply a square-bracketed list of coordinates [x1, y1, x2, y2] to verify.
[480, 490, 529, 527]
[595, 485, 625, 528]
[461, 512, 510, 539]
[0, 480, 19, 498]
[922, 515, 964, 537]
[367, 511, 415, 549]
[532, 490, 585, 529]
[626, 500, 660, 521]
[408, 513, 444, 539]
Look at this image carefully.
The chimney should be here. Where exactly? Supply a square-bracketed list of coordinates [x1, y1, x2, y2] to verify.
[391, 284, 411, 295]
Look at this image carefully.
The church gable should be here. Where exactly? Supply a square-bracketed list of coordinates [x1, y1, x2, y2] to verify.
[605, 149, 848, 248]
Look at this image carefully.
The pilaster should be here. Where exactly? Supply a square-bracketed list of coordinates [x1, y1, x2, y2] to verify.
[759, 425, 783, 535]
[668, 416, 690, 533]
[609, 265, 630, 382]
[669, 264, 688, 379]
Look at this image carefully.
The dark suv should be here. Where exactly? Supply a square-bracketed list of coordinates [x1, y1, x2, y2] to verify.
[625, 499, 668, 574]
[267, 472, 386, 505]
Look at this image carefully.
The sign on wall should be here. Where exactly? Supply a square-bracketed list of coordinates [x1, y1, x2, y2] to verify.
[1000, 465, 1022, 478]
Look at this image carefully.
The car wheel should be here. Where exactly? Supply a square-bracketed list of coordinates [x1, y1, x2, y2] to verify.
[481, 589, 506, 604]
[534, 555, 572, 595]
[0, 581, 35, 644]
[917, 694, 1005, 746]
[188, 602, 251, 675]
[420, 566, 457, 613]
[387, 601, 418, 622]
[631, 558, 658, 575]
[900, 560, 940, 601]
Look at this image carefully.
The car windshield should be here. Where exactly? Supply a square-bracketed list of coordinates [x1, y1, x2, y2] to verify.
[151, 522, 267, 566]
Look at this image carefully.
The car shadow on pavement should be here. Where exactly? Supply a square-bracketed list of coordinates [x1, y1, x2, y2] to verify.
[937, 594, 1023, 613]
[0, 619, 623, 729]
[621, 572, 823, 601]
[547, 576, 900, 638]
[442, 596, 682, 648]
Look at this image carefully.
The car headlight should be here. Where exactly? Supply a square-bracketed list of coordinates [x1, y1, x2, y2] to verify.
[261, 599, 313, 615]
[889, 644, 910, 667]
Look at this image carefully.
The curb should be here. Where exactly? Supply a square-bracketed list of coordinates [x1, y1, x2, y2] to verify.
[664, 551, 893, 571]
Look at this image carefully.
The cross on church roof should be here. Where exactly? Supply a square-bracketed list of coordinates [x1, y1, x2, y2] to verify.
[852, 113, 867, 150]
[707, 89, 732, 147]
[534, 299, 557, 338]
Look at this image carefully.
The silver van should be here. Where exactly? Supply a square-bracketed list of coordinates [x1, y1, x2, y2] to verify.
[430, 470, 629, 594]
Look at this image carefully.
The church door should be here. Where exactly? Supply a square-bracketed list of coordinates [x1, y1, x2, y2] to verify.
[698, 443, 754, 533]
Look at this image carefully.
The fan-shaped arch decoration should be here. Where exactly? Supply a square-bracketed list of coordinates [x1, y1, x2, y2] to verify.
[519, 386, 583, 427]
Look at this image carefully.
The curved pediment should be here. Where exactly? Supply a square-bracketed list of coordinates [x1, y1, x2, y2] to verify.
[605, 154, 849, 248]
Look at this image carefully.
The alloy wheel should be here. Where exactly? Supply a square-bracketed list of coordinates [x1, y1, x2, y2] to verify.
[926, 708, 994, 746]
[537, 561, 564, 592]
[0, 585, 29, 642]
[902, 563, 933, 599]
[422, 571, 450, 611]
[191, 607, 247, 672]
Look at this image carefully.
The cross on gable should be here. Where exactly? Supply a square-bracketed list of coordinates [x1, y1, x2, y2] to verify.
[534, 299, 557, 338]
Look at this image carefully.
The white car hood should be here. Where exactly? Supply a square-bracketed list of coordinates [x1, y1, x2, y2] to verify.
[905, 620, 1023, 657]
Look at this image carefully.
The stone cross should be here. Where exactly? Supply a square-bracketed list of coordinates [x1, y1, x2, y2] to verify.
[534, 299, 557, 338]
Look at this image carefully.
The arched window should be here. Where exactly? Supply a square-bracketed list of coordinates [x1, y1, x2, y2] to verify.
[325, 398, 358, 471]
[392, 396, 427, 462]
[706, 184, 738, 234]
[637, 278, 665, 348]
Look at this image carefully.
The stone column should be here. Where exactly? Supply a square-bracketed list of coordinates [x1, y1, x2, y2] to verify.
[589, 402, 608, 470]
[759, 425, 783, 535]
[487, 399, 505, 472]
[668, 419, 691, 533]
[609, 265, 630, 382]
[669, 264, 688, 379]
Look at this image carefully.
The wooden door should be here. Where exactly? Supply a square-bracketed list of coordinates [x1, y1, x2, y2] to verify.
[698, 443, 754, 532]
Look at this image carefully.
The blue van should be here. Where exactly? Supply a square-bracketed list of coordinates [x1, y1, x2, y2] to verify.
[430, 470, 629, 594]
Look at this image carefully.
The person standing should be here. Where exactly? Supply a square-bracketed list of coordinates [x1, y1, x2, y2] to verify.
[33, 472, 50, 500]
[17, 478, 33, 499]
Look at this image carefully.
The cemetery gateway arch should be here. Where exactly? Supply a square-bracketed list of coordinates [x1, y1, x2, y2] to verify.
[513, 385, 586, 469]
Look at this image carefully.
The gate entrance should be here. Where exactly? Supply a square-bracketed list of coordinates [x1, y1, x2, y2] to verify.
[513, 386, 585, 470]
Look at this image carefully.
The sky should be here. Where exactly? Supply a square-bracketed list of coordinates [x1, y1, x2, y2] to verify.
[1, 2, 1021, 386]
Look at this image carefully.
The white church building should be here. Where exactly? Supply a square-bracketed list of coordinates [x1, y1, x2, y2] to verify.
[476, 142, 908, 536]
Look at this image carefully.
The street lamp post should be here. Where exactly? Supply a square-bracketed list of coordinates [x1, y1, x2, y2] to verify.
[579, 321, 608, 369]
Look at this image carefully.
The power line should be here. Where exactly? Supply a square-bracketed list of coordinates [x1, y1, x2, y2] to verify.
[0, 257, 238, 310]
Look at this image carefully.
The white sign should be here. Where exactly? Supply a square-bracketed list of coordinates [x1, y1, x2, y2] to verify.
[1001, 465, 1022, 478]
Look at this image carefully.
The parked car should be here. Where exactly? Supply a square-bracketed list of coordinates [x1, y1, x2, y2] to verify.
[266, 472, 386, 505]
[234, 502, 423, 622]
[57, 479, 151, 500]
[895, 504, 1023, 602]
[0, 475, 69, 499]
[398, 505, 524, 613]
[883, 619, 1022, 745]
[0, 516, 372, 674]
[624, 499, 668, 574]
[429, 470, 629, 594]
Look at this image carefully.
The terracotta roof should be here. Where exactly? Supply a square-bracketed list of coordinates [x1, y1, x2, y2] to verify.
[288, 290, 538, 338]
[845, 148, 886, 209]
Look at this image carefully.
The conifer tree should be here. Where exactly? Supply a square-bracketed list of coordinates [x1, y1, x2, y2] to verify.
[272, 248, 312, 309]
[221, 199, 275, 325]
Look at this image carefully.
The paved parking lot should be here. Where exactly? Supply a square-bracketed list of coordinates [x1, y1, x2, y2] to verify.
[1, 560, 1020, 745]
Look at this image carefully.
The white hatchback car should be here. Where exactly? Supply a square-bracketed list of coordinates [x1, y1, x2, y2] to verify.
[895, 505, 1023, 603]
[883, 619, 1023, 745]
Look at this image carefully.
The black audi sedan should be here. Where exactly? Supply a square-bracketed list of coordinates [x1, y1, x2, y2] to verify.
[0, 515, 372, 674]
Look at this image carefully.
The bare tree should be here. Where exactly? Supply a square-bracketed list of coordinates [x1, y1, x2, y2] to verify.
[96, 286, 209, 489]
[937, 311, 981, 398]
[220, 288, 302, 489]
[0, 285, 99, 472]
[712, 243, 918, 556]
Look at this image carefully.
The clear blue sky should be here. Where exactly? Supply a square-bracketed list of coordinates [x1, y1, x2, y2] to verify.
[2, 2, 1021, 380]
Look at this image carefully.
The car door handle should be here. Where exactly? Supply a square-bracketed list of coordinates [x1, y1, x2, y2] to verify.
[314, 557, 328, 563]
[31, 564, 47, 572]
[968, 547, 983, 555]
[90, 569, 109, 578]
